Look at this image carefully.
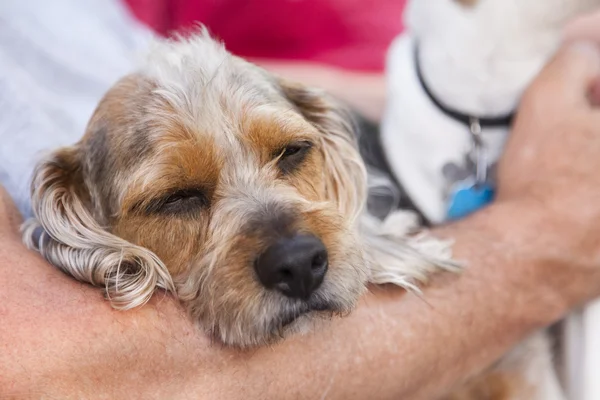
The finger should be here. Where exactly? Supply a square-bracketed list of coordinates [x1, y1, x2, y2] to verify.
[563, 9, 600, 44]
[532, 41, 600, 108]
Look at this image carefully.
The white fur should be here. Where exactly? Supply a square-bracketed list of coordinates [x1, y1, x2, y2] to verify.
[382, 0, 600, 398]
[381, 0, 599, 223]
[140, 28, 282, 150]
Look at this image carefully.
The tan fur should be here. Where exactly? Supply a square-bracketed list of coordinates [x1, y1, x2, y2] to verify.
[23, 30, 456, 348]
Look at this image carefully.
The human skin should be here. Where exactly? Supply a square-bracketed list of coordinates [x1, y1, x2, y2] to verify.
[565, 9, 600, 43]
[2, 38, 600, 400]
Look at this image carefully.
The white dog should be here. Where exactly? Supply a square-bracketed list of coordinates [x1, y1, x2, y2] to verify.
[381, 0, 600, 398]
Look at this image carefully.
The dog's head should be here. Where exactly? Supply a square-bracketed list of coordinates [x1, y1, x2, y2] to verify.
[24, 31, 369, 347]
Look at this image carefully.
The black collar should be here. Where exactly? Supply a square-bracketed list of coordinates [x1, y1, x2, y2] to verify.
[414, 44, 516, 129]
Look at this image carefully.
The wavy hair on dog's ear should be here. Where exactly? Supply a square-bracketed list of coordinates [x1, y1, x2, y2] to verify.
[278, 79, 367, 223]
[22, 146, 174, 309]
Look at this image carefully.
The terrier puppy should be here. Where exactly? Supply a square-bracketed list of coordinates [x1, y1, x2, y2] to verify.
[22, 30, 455, 349]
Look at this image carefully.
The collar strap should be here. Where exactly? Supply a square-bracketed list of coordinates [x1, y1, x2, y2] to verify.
[414, 44, 516, 129]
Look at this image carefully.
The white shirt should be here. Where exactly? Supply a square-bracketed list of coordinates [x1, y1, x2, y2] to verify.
[0, 0, 150, 217]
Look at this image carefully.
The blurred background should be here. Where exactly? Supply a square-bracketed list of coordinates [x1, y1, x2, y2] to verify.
[124, 0, 406, 72]
[122, 0, 408, 122]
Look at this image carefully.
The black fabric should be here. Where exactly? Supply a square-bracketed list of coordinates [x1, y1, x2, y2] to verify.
[354, 113, 430, 226]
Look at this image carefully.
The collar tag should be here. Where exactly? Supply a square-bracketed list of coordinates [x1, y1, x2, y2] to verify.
[446, 179, 494, 220]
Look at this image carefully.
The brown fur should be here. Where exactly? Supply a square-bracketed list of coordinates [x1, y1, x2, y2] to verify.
[23, 32, 458, 353]
[24, 35, 370, 347]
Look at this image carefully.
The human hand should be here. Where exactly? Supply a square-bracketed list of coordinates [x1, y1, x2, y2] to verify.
[564, 8, 600, 44]
[495, 40, 600, 306]
[564, 8, 600, 104]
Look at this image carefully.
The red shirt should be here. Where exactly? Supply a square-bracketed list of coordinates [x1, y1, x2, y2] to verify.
[124, 0, 406, 72]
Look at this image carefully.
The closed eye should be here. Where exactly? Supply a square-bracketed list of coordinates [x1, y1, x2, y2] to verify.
[140, 188, 210, 216]
[276, 141, 313, 174]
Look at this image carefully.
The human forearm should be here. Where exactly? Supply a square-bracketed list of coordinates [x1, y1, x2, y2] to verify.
[238, 201, 577, 400]
[0, 193, 576, 400]
[240, 200, 589, 400]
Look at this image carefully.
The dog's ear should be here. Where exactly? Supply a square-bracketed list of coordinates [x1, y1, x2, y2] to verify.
[22, 146, 174, 309]
[279, 80, 367, 221]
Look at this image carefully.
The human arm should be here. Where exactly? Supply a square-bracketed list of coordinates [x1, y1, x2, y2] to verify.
[565, 9, 600, 43]
[0, 191, 573, 400]
[2, 40, 600, 400]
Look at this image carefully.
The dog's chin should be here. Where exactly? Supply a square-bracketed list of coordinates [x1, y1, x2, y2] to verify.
[271, 300, 353, 341]
[279, 302, 333, 328]
[208, 291, 361, 349]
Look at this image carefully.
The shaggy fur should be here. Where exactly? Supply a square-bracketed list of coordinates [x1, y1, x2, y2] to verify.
[22, 29, 457, 348]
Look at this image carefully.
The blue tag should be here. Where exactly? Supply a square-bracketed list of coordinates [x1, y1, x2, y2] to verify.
[446, 181, 494, 220]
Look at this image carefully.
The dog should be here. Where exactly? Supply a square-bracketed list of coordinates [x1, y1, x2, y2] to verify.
[382, 0, 600, 224]
[21, 29, 456, 351]
[379, 0, 600, 399]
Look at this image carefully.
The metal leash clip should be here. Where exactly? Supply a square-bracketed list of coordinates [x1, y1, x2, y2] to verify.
[469, 117, 488, 189]
[445, 117, 495, 220]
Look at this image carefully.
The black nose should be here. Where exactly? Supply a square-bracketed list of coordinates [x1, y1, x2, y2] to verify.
[255, 234, 328, 299]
